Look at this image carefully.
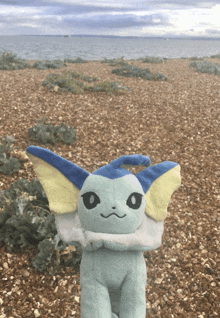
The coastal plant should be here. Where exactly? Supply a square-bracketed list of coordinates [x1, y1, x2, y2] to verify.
[142, 56, 166, 63]
[82, 75, 99, 82]
[64, 57, 88, 63]
[0, 135, 21, 175]
[189, 56, 204, 60]
[0, 50, 31, 70]
[42, 70, 98, 93]
[112, 64, 168, 81]
[31, 59, 67, 70]
[42, 70, 129, 94]
[190, 60, 220, 76]
[0, 178, 82, 274]
[27, 121, 77, 145]
[92, 81, 130, 94]
[210, 53, 220, 59]
[101, 56, 129, 66]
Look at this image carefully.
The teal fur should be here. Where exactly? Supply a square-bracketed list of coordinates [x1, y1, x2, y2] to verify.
[80, 249, 146, 318]
[55, 173, 164, 318]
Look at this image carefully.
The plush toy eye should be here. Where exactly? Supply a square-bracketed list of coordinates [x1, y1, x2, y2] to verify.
[126, 192, 143, 209]
[81, 192, 100, 209]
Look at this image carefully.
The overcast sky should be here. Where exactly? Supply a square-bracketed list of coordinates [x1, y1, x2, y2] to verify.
[0, 0, 220, 38]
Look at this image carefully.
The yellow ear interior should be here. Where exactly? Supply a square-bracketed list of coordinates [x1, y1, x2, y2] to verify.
[145, 165, 181, 221]
[27, 153, 79, 214]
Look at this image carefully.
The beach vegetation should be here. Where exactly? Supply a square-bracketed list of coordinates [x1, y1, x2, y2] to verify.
[0, 50, 31, 70]
[42, 70, 130, 94]
[101, 56, 129, 66]
[0, 177, 82, 274]
[0, 135, 21, 175]
[210, 53, 220, 59]
[64, 57, 88, 63]
[189, 56, 204, 60]
[0, 50, 89, 71]
[92, 81, 130, 94]
[112, 64, 168, 81]
[27, 118, 76, 145]
[142, 56, 166, 63]
[32, 59, 67, 69]
[190, 60, 220, 76]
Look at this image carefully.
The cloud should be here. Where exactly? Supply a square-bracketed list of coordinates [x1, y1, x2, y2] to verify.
[206, 29, 220, 35]
[2, 0, 219, 10]
[0, 0, 143, 10]
[0, 5, 43, 15]
[0, 0, 44, 5]
[140, 0, 219, 9]
[62, 12, 171, 29]
[0, 0, 220, 37]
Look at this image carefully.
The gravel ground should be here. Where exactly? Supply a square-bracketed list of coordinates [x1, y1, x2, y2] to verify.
[0, 58, 219, 318]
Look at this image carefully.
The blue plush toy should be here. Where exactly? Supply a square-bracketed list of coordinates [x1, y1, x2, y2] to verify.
[26, 146, 181, 318]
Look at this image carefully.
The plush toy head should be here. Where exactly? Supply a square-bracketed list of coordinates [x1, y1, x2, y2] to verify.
[26, 146, 181, 237]
[78, 163, 148, 234]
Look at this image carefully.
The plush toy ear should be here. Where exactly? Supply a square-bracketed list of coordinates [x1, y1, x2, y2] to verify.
[26, 146, 90, 214]
[136, 162, 181, 222]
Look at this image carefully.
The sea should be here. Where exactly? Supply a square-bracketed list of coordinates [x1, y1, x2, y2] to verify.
[0, 35, 220, 61]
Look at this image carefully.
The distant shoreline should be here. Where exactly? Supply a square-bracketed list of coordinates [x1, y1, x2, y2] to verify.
[1, 35, 220, 41]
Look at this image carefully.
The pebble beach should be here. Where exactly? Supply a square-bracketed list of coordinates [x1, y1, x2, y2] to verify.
[0, 57, 219, 317]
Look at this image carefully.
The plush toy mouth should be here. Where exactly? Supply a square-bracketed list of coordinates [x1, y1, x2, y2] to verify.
[100, 213, 126, 218]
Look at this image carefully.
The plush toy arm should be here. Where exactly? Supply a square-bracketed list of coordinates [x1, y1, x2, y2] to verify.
[84, 216, 164, 252]
[54, 212, 87, 248]
[84, 231, 133, 251]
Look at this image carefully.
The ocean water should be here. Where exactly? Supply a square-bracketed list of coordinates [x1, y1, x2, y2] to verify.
[0, 35, 220, 61]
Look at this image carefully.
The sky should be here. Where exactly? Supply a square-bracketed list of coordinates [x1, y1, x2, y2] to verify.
[0, 0, 220, 38]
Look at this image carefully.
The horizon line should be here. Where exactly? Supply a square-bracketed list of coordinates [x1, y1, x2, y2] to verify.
[0, 34, 220, 40]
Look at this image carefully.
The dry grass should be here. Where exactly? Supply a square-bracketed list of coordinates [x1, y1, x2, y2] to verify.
[0, 58, 219, 318]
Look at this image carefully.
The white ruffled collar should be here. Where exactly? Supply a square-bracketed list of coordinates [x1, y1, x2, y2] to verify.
[55, 212, 164, 252]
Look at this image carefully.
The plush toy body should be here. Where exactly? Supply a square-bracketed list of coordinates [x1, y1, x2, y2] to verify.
[26, 146, 181, 318]
[80, 249, 146, 318]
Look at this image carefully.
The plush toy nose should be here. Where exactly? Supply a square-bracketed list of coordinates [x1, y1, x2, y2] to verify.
[112, 207, 116, 209]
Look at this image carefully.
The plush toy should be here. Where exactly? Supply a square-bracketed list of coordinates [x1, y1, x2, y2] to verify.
[26, 146, 181, 318]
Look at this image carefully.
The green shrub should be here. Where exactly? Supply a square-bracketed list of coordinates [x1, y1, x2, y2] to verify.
[0, 157, 20, 175]
[92, 81, 130, 94]
[0, 135, 20, 175]
[42, 70, 129, 94]
[0, 178, 82, 274]
[0, 50, 31, 70]
[210, 53, 220, 59]
[42, 70, 97, 93]
[92, 76, 99, 81]
[101, 56, 129, 66]
[189, 57, 204, 61]
[64, 57, 88, 63]
[0, 134, 14, 156]
[190, 60, 220, 76]
[27, 121, 77, 145]
[32, 59, 67, 70]
[142, 56, 166, 63]
[112, 65, 168, 81]
[82, 75, 97, 82]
